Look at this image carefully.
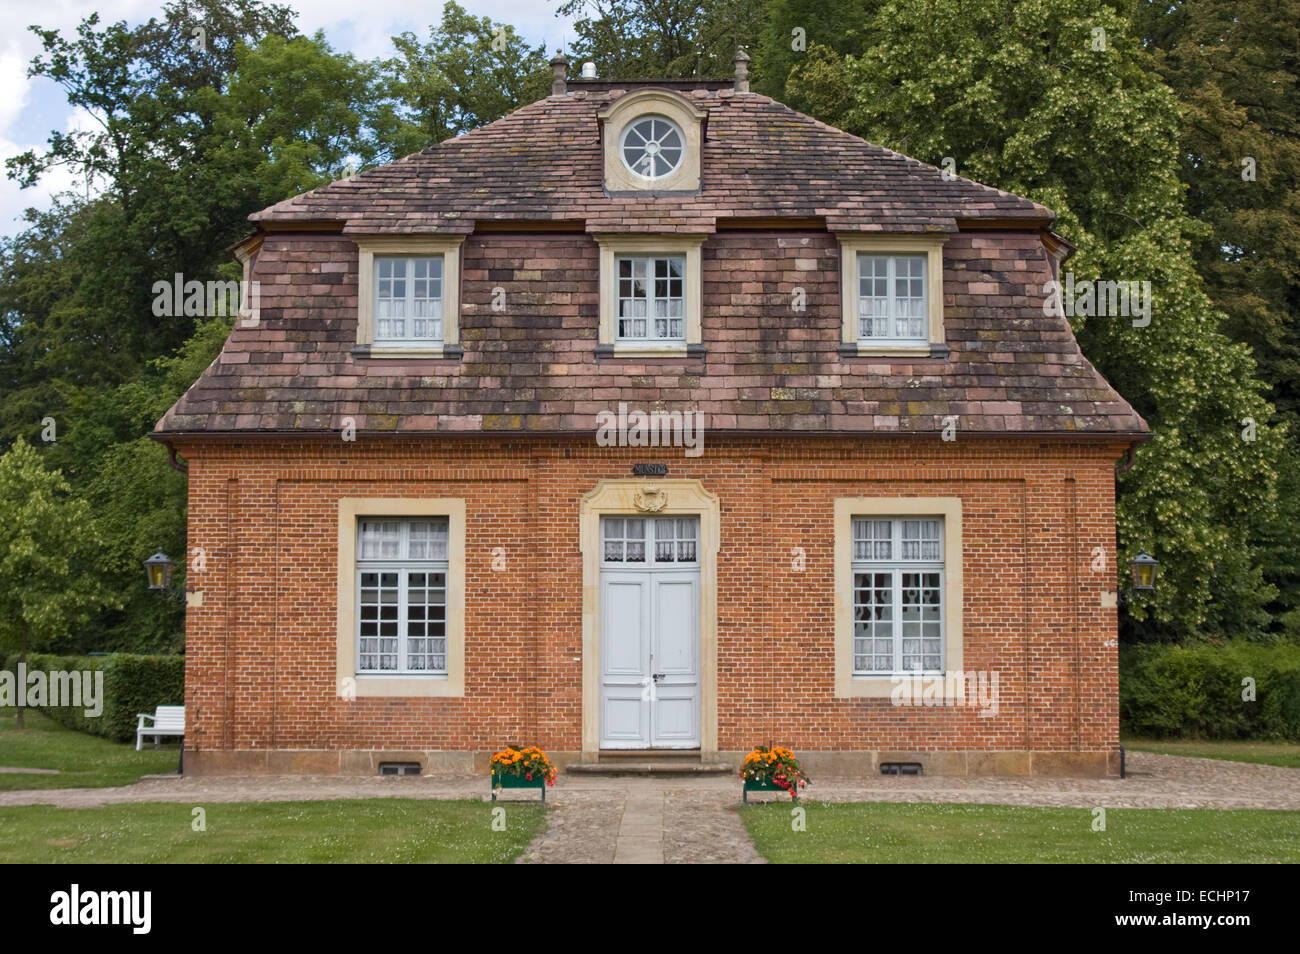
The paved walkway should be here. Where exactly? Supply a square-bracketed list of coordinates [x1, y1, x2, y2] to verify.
[1, 753, 1296, 863]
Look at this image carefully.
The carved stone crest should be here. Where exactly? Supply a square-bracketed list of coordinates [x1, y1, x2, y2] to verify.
[633, 485, 668, 513]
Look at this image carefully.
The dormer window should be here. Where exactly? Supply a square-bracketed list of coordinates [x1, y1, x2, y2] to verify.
[857, 254, 927, 343]
[839, 235, 948, 357]
[595, 235, 703, 357]
[620, 116, 685, 181]
[598, 89, 705, 194]
[374, 256, 444, 345]
[617, 254, 686, 341]
[353, 236, 464, 358]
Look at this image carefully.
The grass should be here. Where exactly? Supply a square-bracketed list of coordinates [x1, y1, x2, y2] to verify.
[741, 801, 1300, 863]
[0, 707, 178, 790]
[1123, 737, 1300, 769]
[0, 799, 545, 863]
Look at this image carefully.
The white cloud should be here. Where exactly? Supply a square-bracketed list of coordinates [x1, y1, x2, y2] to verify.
[0, 53, 31, 134]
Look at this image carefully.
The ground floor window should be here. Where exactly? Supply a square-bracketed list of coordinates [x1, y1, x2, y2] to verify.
[833, 498, 963, 698]
[852, 517, 944, 674]
[356, 518, 449, 674]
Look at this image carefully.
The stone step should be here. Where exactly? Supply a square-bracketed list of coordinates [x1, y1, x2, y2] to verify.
[568, 758, 735, 777]
[596, 749, 704, 760]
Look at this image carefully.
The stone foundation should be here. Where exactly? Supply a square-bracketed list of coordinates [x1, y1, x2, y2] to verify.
[182, 748, 1120, 778]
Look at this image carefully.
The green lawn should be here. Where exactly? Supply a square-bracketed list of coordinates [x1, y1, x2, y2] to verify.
[0, 707, 178, 790]
[741, 801, 1300, 863]
[1123, 737, 1300, 768]
[0, 799, 545, 863]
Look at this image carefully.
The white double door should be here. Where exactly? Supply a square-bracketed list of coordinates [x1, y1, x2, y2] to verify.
[599, 516, 701, 749]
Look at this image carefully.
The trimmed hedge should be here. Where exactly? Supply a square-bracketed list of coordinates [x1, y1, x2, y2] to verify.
[3, 652, 184, 743]
[1120, 641, 1300, 740]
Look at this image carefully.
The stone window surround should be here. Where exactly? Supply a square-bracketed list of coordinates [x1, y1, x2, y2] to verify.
[336, 497, 466, 697]
[597, 88, 707, 194]
[594, 234, 705, 358]
[838, 235, 949, 358]
[353, 236, 465, 359]
[833, 496, 964, 698]
[579, 479, 720, 757]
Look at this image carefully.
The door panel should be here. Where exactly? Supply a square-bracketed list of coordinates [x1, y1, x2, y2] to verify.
[600, 573, 651, 748]
[598, 518, 701, 749]
[650, 574, 699, 747]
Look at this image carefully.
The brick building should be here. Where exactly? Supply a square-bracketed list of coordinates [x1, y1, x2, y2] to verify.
[155, 56, 1146, 777]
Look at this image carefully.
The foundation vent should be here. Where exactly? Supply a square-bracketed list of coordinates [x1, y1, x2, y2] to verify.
[880, 762, 923, 776]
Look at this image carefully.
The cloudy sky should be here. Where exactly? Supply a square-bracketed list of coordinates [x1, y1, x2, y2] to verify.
[0, 0, 578, 238]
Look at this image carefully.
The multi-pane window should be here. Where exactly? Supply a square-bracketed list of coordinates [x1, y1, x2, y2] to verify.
[857, 254, 927, 341]
[616, 256, 685, 341]
[620, 115, 685, 179]
[374, 256, 444, 344]
[851, 517, 943, 674]
[357, 518, 449, 674]
[602, 516, 698, 565]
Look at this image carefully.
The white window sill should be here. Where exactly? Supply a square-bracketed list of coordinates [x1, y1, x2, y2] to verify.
[353, 343, 463, 359]
[349, 673, 460, 698]
[357, 673, 449, 679]
[597, 342, 703, 359]
[840, 342, 951, 358]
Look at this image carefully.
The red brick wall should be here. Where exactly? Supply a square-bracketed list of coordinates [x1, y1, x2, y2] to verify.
[177, 435, 1124, 757]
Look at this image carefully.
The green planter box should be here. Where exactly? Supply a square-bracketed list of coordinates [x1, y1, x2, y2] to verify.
[491, 770, 547, 802]
[743, 777, 798, 803]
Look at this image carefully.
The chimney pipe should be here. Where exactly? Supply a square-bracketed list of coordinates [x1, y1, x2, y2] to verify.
[732, 47, 751, 93]
[551, 53, 568, 96]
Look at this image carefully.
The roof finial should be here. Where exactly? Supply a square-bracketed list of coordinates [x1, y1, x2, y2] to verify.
[733, 47, 751, 93]
[551, 51, 568, 96]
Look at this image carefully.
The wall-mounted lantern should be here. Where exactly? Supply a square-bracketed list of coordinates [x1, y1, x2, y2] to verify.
[1130, 551, 1160, 591]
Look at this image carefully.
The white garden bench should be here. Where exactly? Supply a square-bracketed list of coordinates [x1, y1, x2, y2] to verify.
[136, 705, 185, 750]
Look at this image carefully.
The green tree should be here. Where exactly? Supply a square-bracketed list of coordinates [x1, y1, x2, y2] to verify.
[1131, 0, 1300, 637]
[752, 0, 877, 119]
[3, 1, 379, 451]
[382, 2, 551, 156]
[1, 1, 387, 651]
[1133, 0, 1300, 425]
[800, 0, 1282, 638]
[556, 0, 768, 78]
[0, 439, 118, 726]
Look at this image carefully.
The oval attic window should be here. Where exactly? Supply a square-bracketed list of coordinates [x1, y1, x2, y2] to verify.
[619, 115, 685, 180]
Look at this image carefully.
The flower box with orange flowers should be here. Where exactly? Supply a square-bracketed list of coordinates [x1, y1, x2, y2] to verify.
[489, 745, 558, 802]
[740, 745, 810, 803]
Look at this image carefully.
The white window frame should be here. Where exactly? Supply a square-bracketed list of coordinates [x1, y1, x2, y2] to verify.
[618, 114, 687, 181]
[336, 498, 465, 698]
[601, 515, 700, 567]
[354, 236, 464, 358]
[856, 254, 928, 345]
[596, 234, 704, 356]
[597, 89, 705, 193]
[614, 254, 687, 343]
[850, 517, 945, 675]
[833, 497, 964, 698]
[355, 518, 450, 676]
[839, 235, 946, 356]
[371, 256, 445, 347]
